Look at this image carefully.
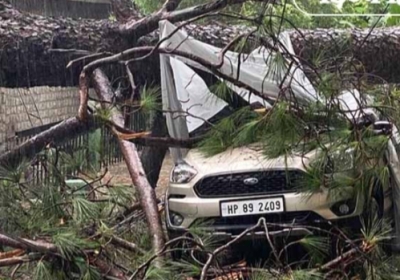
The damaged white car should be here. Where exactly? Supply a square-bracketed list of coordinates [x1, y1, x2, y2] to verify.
[158, 21, 400, 251]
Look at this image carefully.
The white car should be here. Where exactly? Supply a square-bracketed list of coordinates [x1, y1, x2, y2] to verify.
[165, 109, 397, 244]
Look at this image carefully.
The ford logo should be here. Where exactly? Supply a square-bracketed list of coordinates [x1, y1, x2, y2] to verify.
[243, 177, 258, 186]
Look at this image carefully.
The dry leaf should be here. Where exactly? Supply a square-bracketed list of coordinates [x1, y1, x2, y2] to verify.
[0, 249, 25, 259]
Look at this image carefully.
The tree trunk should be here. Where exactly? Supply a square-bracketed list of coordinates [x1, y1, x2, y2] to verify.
[140, 110, 169, 189]
[2, 1, 400, 87]
[91, 69, 165, 254]
[0, 113, 197, 168]
[0, 117, 96, 166]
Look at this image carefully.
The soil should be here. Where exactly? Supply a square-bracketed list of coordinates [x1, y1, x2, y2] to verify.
[105, 153, 173, 198]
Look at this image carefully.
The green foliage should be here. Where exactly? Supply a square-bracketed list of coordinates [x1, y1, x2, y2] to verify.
[249, 269, 276, 280]
[361, 211, 393, 245]
[140, 85, 161, 113]
[209, 81, 233, 104]
[135, 0, 207, 14]
[135, 0, 400, 29]
[286, 270, 323, 280]
[128, 220, 154, 251]
[72, 196, 100, 223]
[386, 3, 400, 26]
[144, 259, 202, 280]
[261, 102, 305, 158]
[81, 265, 101, 280]
[298, 236, 329, 265]
[198, 101, 306, 158]
[52, 232, 93, 260]
[198, 106, 260, 156]
[33, 261, 54, 280]
[134, 0, 162, 14]
[107, 184, 136, 206]
[94, 107, 112, 121]
[0, 142, 141, 278]
[5, 0, 400, 278]
[87, 129, 103, 172]
[0, 161, 26, 183]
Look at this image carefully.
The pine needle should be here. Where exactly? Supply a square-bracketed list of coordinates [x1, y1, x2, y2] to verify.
[33, 261, 53, 280]
[72, 196, 100, 223]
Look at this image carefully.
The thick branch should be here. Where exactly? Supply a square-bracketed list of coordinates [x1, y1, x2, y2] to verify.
[116, 0, 268, 40]
[0, 117, 95, 166]
[0, 234, 28, 250]
[165, 0, 267, 23]
[0, 114, 198, 168]
[84, 46, 275, 102]
[90, 257, 128, 280]
[111, 121, 201, 147]
[0, 253, 41, 268]
[0, 233, 57, 253]
[0, 232, 126, 277]
[117, 0, 180, 40]
[91, 69, 165, 255]
[110, 235, 146, 255]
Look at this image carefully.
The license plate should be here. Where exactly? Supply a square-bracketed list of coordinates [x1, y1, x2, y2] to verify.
[220, 197, 284, 217]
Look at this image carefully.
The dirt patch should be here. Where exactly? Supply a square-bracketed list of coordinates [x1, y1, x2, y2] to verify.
[105, 153, 173, 198]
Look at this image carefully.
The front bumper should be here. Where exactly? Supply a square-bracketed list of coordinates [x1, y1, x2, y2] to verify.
[166, 183, 363, 237]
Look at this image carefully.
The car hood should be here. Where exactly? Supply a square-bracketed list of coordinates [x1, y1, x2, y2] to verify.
[184, 144, 316, 176]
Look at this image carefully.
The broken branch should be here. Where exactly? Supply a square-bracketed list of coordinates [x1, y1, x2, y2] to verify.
[92, 69, 165, 257]
[110, 235, 146, 255]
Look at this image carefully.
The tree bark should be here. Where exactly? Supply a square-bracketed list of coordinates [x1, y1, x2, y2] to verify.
[0, 114, 198, 167]
[2, 0, 400, 87]
[0, 117, 95, 166]
[91, 69, 165, 255]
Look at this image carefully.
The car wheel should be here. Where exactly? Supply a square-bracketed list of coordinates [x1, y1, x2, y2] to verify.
[329, 227, 351, 259]
[365, 196, 395, 256]
[330, 196, 382, 258]
[365, 196, 380, 217]
[360, 196, 381, 248]
[360, 178, 384, 233]
[371, 181, 384, 219]
[167, 230, 185, 260]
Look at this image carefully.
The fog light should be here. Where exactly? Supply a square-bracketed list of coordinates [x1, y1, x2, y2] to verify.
[170, 211, 184, 226]
[339, 204, 350, 215]
[331, 199, 356, 217]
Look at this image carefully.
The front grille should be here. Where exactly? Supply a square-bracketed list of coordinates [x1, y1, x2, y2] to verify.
[194, 170, 306, 198]
[195, 212, 323, 230]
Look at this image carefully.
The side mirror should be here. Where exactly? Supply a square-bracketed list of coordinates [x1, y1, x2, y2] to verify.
[373, 121, 393, 136]
[352, 113, 375, 130]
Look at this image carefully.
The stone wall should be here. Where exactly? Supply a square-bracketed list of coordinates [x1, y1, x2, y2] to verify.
[0, 87, 80, 151]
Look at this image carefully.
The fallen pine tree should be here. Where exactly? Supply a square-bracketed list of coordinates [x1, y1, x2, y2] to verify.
[1, 0, 400, 279]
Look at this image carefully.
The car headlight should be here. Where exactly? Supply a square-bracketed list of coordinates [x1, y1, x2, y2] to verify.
[170, 161, 197, 184]
[325, 148, 355, 174]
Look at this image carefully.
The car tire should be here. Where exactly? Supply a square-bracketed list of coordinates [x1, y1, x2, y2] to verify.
[367, 197, 395, 255]
[371, 181, 384, 219]
[329, 182, 385, 259]
[329, 227, 350, 259]
[167, 229, 185, 260]
[362, 182, 384, 230]
[363, 197, 381, 221]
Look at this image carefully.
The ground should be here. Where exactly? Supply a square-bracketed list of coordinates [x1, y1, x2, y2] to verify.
[106, 152, 173, 198]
